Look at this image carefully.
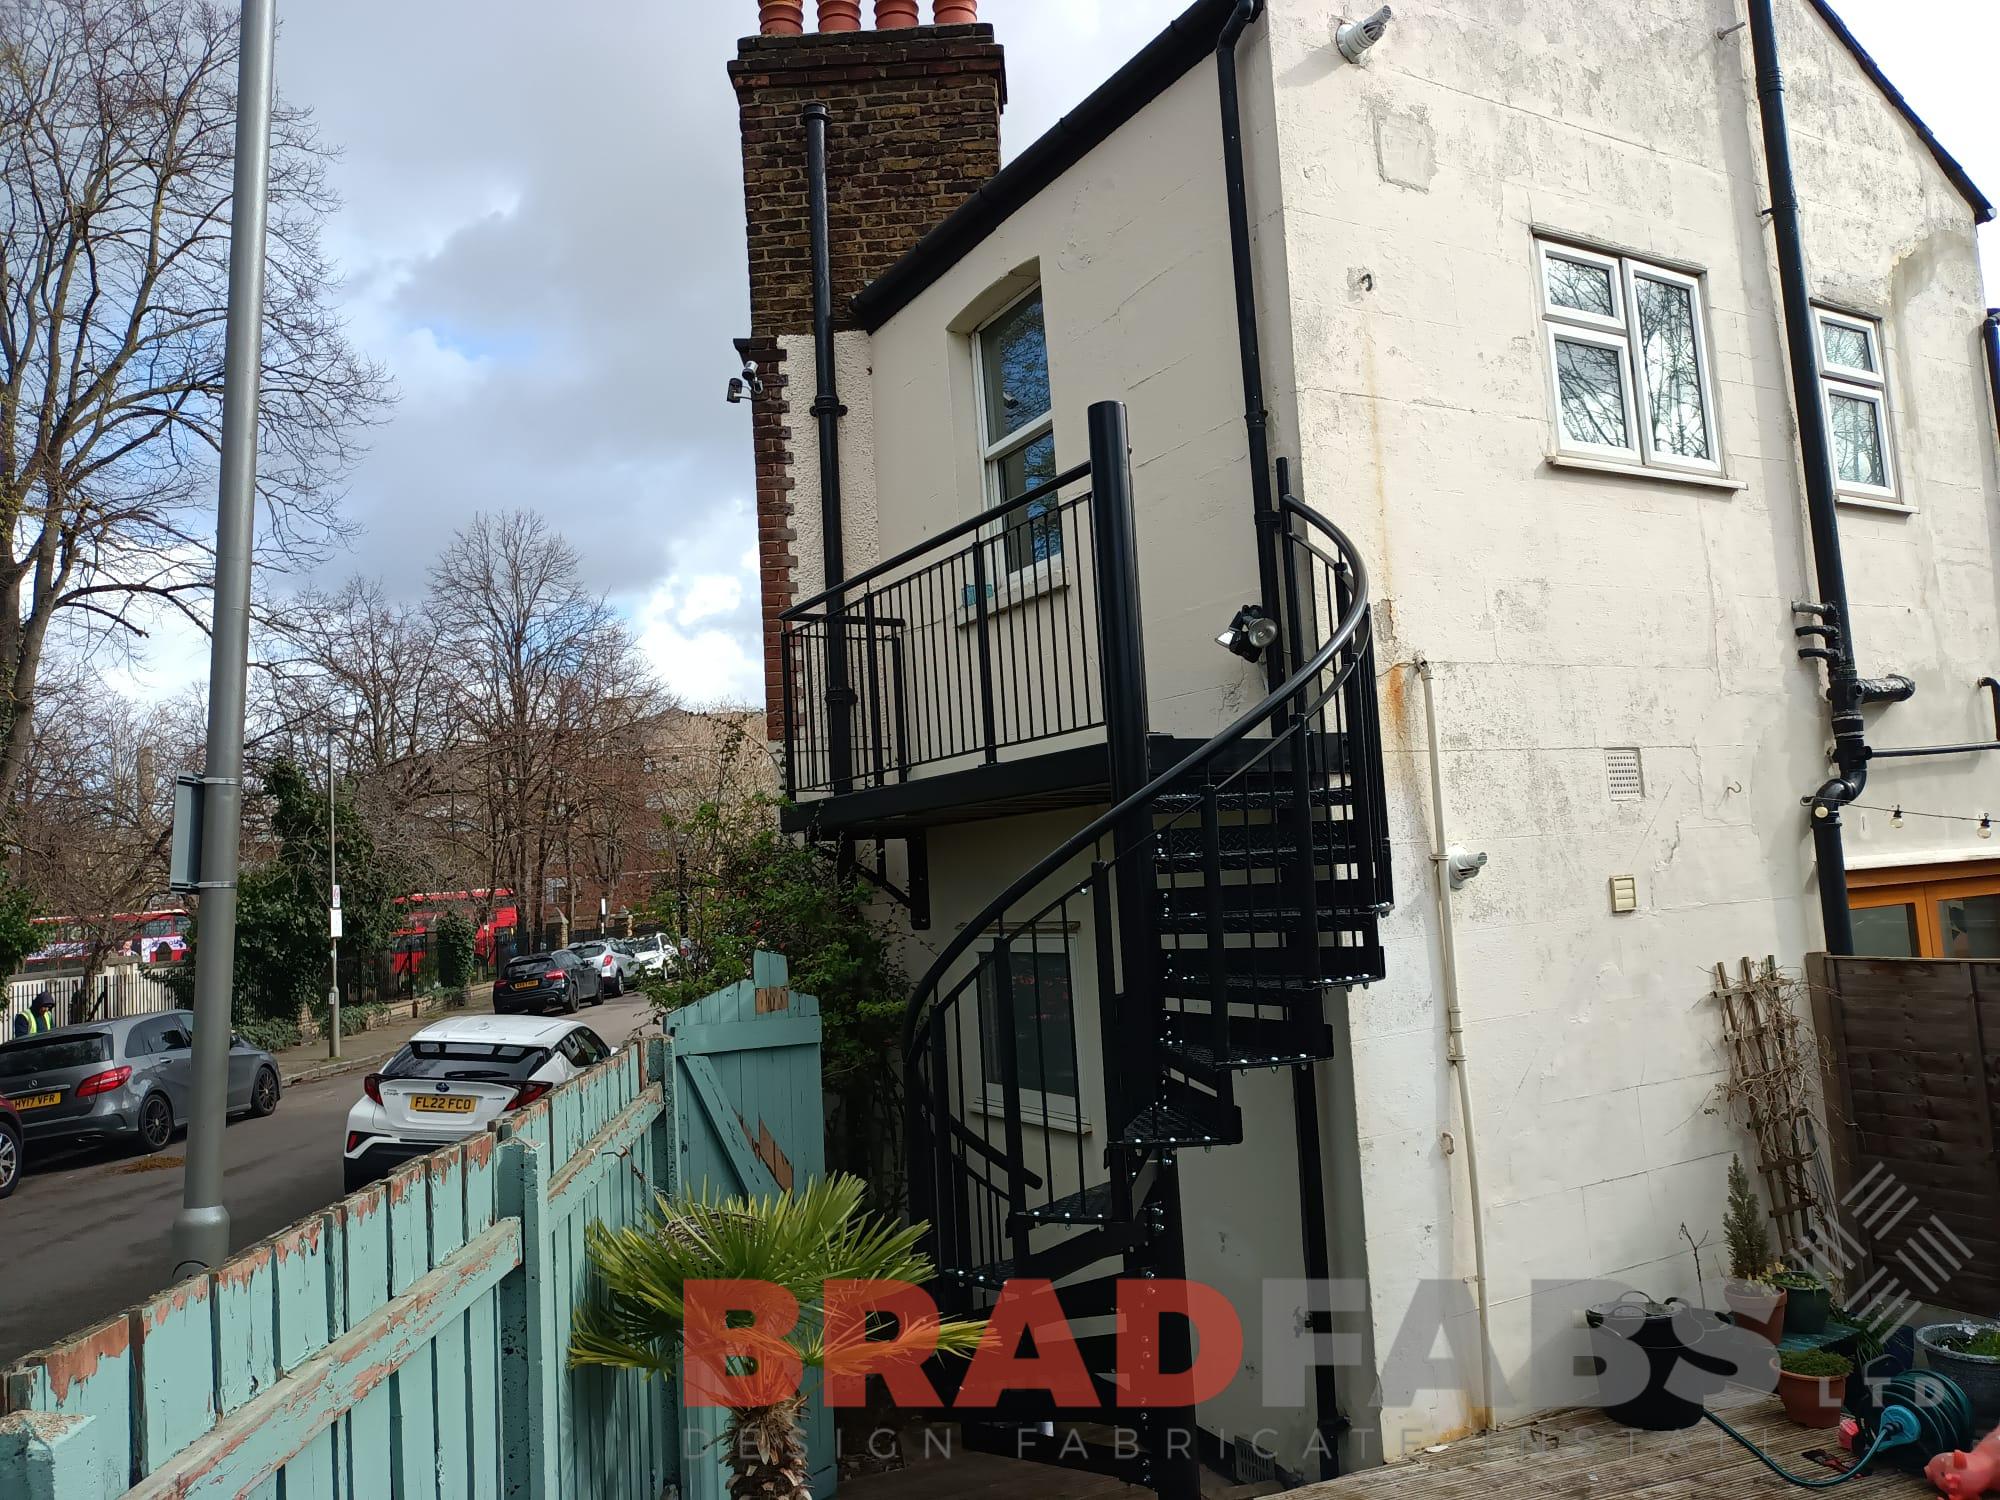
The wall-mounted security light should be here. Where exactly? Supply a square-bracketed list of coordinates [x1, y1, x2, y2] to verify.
[726, 359, 765, 405]
[1335, 5, 1394, 63]
[1217, 604, 1281, 663]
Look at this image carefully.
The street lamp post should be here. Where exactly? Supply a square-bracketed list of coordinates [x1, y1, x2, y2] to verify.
[171, 0, 278, 1279]
[327, 726, 340, 1061]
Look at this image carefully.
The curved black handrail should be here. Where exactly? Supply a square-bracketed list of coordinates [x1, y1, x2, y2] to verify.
[902, 495, 1372, 1059]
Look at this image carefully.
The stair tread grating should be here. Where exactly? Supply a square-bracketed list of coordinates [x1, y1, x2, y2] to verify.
[1121, 1100, 1237, 1148]
[1017, 1179, 1127, 1225]
[1163, 1036, 1338, 1071]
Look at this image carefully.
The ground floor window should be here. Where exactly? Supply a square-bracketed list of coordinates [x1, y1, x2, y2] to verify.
[977, 944, 1078, 1103]
[1848, 861, 2000, 958]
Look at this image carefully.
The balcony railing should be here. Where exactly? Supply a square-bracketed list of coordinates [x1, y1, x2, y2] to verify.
[780, 463, 1104, 799]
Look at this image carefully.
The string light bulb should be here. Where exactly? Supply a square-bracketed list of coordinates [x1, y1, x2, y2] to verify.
[1891, 805, 1905, 830]
[1981, 815, 1993, 841]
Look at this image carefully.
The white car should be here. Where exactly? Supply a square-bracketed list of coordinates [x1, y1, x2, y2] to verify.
[568, 939, 640, 997]
[342, 1014, 617, 1190]
[626, 933, 676, 977]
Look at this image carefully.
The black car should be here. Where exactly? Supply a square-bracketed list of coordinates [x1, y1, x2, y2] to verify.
[494, 950, 600, 1014]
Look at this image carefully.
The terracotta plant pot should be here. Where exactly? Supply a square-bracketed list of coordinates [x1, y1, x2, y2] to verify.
[759, 0, 804, 34]
[817, 0, 861, 30]
[1777, 1368, 1847, 1428]
[875, 0, 920, 24]
[933, 1, 978, 22]
[1724, 1281, 1788, 1344]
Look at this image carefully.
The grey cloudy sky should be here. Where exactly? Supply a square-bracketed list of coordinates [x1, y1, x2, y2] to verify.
[108, 1, 2000, 705]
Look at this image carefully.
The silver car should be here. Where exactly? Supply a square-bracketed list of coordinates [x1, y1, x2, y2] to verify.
[0, 1011, 281, 1155]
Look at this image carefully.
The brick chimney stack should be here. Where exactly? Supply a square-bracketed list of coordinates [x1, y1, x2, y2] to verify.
[731, 3, 1005, 738]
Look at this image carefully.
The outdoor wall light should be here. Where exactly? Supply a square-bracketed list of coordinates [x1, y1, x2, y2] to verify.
[1217, 604, 1281, 663]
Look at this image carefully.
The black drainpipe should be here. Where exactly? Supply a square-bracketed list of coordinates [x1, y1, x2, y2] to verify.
[1746, 0, 1882, 956]
[1217, 0, 1286, 696]
[805, 102, 854, 794]
[1985, 309, 2000, 448]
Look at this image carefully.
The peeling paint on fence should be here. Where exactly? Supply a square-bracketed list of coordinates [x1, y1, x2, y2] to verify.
[0, 954, 828, 1500]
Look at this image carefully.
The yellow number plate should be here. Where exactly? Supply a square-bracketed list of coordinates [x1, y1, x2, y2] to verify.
[409, 1094, 477, 1115]
[511, 980, 540, 990]
[11, 1091, 61, 1110]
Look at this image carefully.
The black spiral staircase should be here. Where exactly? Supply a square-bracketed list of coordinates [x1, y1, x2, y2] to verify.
[902, 402, 1392, 1497]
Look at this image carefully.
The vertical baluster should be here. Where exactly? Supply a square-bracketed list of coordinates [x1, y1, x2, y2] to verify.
[1091, 860, 1128, 1176]
[780, 628, 798, 798]
[891, 630, 911, 783]
[972, 542, 1000, 763]
[862, 590, 886, 789]
[1202, 783, 1230, 1069]
[990, 936, 1030, 1263]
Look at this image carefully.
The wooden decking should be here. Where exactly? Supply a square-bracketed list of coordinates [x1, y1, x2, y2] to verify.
[844, 1398, 1942, 1500]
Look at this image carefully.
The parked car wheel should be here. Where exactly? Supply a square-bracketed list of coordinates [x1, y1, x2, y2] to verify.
[249, 1067, 281, 1118]
[0, 1122, 19, 1199]
[134, 1092, 174, 1154]
[603, 971, 619, 1001]
[563, 979, 579, 1015]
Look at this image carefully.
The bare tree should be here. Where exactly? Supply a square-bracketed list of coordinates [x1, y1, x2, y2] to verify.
[0, 0, 390, 816]
[426, 511, 667, 945]
[11, 675, 204, 1016]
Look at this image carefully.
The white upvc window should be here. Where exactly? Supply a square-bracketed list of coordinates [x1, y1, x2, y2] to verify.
[973, 287, 1060, 575]
[1815, 307, 1899, 503]
[1538, 239, 1720, 475]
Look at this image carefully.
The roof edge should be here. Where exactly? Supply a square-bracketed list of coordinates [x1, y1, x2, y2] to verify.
[851, 0, 1237, 332]
[1809, 0, 1992, 225]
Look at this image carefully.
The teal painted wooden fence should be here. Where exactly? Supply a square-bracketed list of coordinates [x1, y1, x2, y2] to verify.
[667, 951, 834, 1500]
[0, 954, 829, 1500]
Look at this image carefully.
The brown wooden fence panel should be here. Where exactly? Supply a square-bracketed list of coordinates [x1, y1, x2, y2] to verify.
[1807, 953, 2000, 1315]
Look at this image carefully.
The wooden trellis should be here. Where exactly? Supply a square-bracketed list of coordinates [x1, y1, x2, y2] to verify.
[1713, 956, 1824, 1256]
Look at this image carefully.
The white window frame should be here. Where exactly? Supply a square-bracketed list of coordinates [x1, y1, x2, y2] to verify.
[971, 285, 1059, 583]
[1815, 306, 1900, 504]
[1538, 238, 1722, 477]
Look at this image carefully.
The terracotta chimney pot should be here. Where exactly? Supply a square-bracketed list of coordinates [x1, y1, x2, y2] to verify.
[933, 0, 977, 21]
[759, 1, 804, 35]
[817, 0, 862, 30]
[875, 0, 919, 25]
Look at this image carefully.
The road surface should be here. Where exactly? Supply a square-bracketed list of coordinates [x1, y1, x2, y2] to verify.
[0, 991, 659, 1364]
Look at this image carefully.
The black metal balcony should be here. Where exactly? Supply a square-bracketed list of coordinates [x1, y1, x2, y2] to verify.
[779, 463, 1105, 802]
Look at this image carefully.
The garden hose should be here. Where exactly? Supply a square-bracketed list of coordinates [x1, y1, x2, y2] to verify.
[1699, 1371, 1978, 1490]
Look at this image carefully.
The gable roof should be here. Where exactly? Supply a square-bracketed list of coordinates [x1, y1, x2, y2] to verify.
[1808, 0, 1991, 224]
[852, 0, 1991, 331]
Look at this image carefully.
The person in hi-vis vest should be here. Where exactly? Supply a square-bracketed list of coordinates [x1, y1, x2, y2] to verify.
[11, 990, 55, 1039]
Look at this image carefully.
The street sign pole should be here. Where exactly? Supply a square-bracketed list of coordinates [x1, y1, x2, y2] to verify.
[171, 0, 278, 1280]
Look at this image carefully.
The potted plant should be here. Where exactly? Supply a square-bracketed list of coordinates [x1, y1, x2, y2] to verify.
[1771, 1267, 1831, 1336]
[1722, 1155, 1786, 1341]
[1917, 1322, 2000, 1430]
[1777, 1348, 1852, 1428]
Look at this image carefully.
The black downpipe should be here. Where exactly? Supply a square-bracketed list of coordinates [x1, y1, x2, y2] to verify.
[1985, 310, 2000, 449]
[1216, 0, 1285, 696]
[806, 102, 854, 794]
[1746, 0, 1864, 954]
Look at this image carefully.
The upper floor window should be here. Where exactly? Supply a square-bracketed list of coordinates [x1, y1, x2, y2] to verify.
[1538, 239, 1718, 474]
[975, 288, 1059, 572]
[1816, 307, 1898, 503]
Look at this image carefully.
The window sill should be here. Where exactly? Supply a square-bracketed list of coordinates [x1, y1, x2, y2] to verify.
[1835, 492, 1912, 515]
[971, 1093, 1091, 1136]
[955, 559, 1068, 627]
[1544, 453, 1746, 492]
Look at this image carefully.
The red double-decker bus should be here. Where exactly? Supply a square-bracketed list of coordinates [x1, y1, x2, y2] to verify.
[389, 890, 519, 976]
[26, 908, 191, 969]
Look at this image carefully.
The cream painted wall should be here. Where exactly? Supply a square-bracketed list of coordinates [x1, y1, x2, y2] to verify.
[1261, 0, 2000, 1461]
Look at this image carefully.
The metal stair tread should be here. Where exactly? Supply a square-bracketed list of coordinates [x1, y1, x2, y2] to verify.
[1162, 1035, 1336, 1072]
[1120, 1099, 1239, 1148]
[1014, 1179, 1128, 1226]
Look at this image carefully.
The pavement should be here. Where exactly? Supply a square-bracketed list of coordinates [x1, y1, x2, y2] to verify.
[271, 982, 496, 1087]
[0, 988, 663, 1366]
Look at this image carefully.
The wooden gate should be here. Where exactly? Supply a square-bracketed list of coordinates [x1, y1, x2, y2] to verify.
[667, 951, 835, 1500]
[1806, 953, 2000, 1314]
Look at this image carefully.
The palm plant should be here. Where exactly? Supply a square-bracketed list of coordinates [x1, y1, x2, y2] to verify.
[570, 1175, 985, 1499]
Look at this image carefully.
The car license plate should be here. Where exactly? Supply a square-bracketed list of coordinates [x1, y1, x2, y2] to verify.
[409, 1095, 477, 1115]
[511, 979, 539, 990]
[11, 1090, 61, 1110]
